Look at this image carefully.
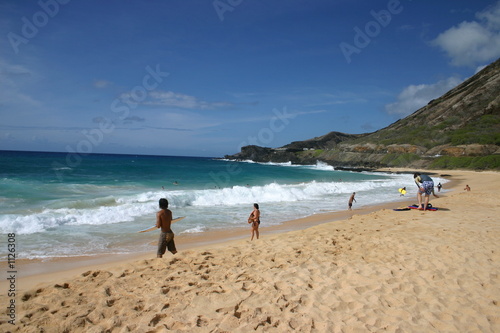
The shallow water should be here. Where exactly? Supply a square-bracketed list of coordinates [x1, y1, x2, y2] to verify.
[0, 150, 445, 259]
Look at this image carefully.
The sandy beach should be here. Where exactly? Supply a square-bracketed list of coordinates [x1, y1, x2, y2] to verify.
[1, 169, 499, 332]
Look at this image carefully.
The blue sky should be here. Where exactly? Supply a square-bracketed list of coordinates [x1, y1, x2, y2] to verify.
[1, 0, 499, 157]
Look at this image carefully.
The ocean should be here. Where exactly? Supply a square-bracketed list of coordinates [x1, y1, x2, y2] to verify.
[0, 150, 444, 260]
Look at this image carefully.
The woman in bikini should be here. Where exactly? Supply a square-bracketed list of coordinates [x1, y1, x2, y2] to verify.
[248, 203, 260, 240]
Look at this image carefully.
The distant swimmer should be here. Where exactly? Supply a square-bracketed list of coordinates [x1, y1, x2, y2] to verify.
[398, 187, 407, 196]
[173, 181, 179, 185]
[348, 192, 356, 210]
[248, 203, 260, 241]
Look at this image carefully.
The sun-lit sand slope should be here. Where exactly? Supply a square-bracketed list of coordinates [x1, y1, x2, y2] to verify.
[2, 171, 499, 332]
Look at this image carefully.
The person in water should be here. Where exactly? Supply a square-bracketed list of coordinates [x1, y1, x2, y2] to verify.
[156, 198, 177, 257]
[399, 187, 407, 196]
[348, 192, 356, 210]
[413, 173, 439, 211]
[248, 203, 260, 241]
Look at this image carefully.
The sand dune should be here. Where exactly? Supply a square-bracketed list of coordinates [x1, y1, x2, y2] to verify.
[1, 170, 499, 332]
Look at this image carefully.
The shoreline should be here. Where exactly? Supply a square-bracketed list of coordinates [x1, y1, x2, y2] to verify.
[1, 168, 498, 332]
[2, 169, 458, 291]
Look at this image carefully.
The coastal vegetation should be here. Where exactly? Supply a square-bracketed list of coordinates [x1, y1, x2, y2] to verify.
[430, 155, 500, 170]
[381, 153, 421, 168]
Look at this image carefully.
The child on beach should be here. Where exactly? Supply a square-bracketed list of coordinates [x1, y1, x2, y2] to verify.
[399, 187, 407, 196]
[413, 173, 439, 211]
[156, 198, 177, 258]
[248, 203, 260, 240]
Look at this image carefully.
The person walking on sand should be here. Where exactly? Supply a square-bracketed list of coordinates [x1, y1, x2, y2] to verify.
[156, 198, 177, 258]
[437, 182, 442, 192]
[348, 192, 356, 210]
[248, 203, 260, 240]
[413, 173, 439, 211]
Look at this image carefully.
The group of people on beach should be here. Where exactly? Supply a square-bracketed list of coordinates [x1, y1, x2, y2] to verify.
[154, 199, 261, 258]
[350, 173, 444, 212]
[155, 172, 443, 257]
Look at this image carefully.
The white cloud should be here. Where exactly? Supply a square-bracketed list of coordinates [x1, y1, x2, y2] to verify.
[93, 80, 112, 88]
[146, 91, 233, 110]
[476, 1, 500, 30]
[123, 116, 145, 124]
[475, 64, 487, 74]
[0, 58, 40, 107]
[385, 77, 463, 116]
[432, 1, 500, 66]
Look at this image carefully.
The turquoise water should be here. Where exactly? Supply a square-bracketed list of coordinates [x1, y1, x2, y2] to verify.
[0, 150, 436, 260]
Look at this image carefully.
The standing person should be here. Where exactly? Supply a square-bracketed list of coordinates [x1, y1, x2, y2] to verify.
[437, 182, 442, 192]
[248, 203, 260, 241]
[156, 198, 177, 258]
[348, 192, 356, 210]
[464, 184, 471, 191]
[413, 173, 439, 211]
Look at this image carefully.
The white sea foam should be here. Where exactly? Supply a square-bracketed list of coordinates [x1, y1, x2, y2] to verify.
[1, 152, 452, 260]
[310, 161, 335, 171]
[181, 225, 206, 234]
[227, 159, 333, 170]
[261, 161, 293, 166]
[0, 174, 426, 236]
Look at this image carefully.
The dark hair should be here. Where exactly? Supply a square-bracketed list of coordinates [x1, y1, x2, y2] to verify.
[253, 203, 259, 209]
[413, 173, 421, 178]
[159, 198, 169, 209]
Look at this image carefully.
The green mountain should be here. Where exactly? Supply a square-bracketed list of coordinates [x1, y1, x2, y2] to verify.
[226, 58, 500, 170]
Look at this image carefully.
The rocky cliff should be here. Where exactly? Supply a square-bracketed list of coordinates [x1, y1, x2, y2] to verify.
[226, 58, 500, 170]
